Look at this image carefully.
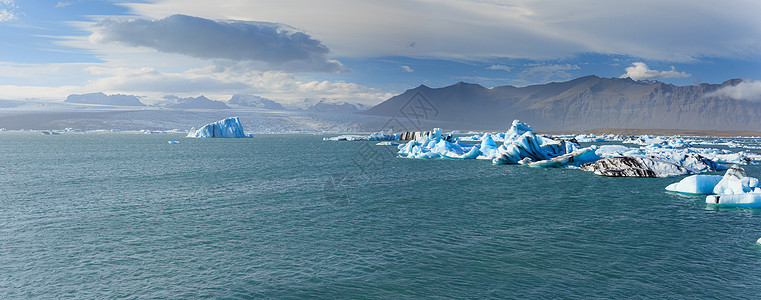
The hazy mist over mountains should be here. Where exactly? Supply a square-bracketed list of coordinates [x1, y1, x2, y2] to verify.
[2, 76, 761, 132]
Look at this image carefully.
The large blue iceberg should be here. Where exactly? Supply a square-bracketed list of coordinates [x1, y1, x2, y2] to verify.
[187, 117, 252, 138]
[397, 120, 590, 165]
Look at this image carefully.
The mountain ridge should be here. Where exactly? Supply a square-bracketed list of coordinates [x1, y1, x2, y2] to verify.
[364, 76, 761, 131]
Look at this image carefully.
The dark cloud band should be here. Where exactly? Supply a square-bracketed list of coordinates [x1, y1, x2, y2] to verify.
[92, 14, 344, 73]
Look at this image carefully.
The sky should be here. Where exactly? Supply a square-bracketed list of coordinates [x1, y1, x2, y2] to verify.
[1, 0, 761, 106]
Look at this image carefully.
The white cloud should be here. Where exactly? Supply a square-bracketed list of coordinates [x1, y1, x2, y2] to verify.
[91, 14, 344, 73]
[520, 64, 579, 79]
[117, 0, 761, 62]
[487, 64, 511, 72]
[0, 62, 391, 106]
[0, 0, 16, 22]
[619, 62, 690, 81]
[56, 2, 70, 8]
[400, 65, 414, 72]
[706, 80, 761, 101]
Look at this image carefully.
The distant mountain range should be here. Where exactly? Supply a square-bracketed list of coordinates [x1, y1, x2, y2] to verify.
[306, 98, 362, 113]
[364, 75, 761, 131]
[65, 92, 145, 106]
[163, 95, 230, 109]
[228, 95, 284, 110]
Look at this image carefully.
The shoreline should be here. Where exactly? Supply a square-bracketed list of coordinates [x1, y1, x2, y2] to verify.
[538, 128, 761, 138]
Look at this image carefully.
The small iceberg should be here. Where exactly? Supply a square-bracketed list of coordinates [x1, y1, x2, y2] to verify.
[324, 131, 399, 141]
[659, 165, 761, 208]
[580, 153, 722, 178]
[187, 117, 252, 138]
[706, 193, 761, 208]
[712, 165, 760, 195]
[665, 175, 723, 194]
[168, 141, 180, 144]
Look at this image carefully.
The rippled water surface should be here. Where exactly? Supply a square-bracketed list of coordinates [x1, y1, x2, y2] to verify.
[2, 133, 761, 298]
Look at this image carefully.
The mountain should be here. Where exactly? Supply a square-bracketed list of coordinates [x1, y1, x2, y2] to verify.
[364, 76, 761, 131]
[306, 98, 363, 113]
[228, 95, 284, 110]
[65, 92, 145, 106]
[163, 95, 230, 109]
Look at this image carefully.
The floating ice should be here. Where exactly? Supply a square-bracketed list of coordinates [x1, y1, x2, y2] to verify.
[574, 134, 609, 143]
[325, 132, 399, 141]
[665, 175, 723, 194]
[706, 193, 761, 208]
[168, 141, 180, 144]
[187, 117, 252, 138]
[713, 165, 760, 194]
[491, 120, 581, 165]
[580, 156, 688, 177]
[528, 146, 600, 168]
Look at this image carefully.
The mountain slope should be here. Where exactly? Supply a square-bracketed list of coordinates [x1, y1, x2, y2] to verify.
[364, 76, 761, 131]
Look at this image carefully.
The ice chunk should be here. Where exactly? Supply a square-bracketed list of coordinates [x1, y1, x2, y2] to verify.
[505, 120, 532, 141]
[580, 156, 694, 177]
[713, 165, 760, 194]
[492, 129, 579, 165]
[325, 132, 399, 141]
[665, 175, 723, 194]
[706, 193, 761, 208]
[528, 146, 600, 168]
[187, 117, 252, 138]
[376, 141, 400, 146]
[168, 141, 180, 144]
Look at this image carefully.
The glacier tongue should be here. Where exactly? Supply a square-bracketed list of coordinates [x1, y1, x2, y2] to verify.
[187, 117, 252, 138]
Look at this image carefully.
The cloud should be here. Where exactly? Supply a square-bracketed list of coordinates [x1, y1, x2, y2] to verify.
[400, 65, 414, 72]
[90, 14, 344, 73]
[487, 64, 511, 72]
[56, 2, 70, 8]
[520, 64, 579, 79]
[0, 0, 17, 22]
[619, 62, 690, 81]
[706, 80, 761, 101]
[119, 0, 761, 62]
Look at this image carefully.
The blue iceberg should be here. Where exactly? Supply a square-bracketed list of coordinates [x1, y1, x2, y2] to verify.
[187, 117, 252, 138]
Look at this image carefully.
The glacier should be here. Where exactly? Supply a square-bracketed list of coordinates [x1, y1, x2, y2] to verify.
[186, 117, 252, 138]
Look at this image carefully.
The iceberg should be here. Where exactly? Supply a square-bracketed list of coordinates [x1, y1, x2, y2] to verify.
[527, 146, 600, 168]
[491, 120, 581, 165]
[712, 165, 760, 194]
[579, 156, 690, 177]
[325, 131, 399, 141]
[397, 120, 582, 166]
[665, 175, 723, 194]
[187, 117, 252, 138]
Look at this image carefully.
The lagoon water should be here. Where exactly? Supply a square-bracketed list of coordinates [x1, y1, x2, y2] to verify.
[2, 132, 761, 298]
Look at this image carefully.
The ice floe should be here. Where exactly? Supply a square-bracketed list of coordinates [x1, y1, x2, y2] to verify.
[664, 165, 761, 208]
[324, 132, 399, 141]
[665, 175, 723, 194]
[187, 117, 252, 138]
